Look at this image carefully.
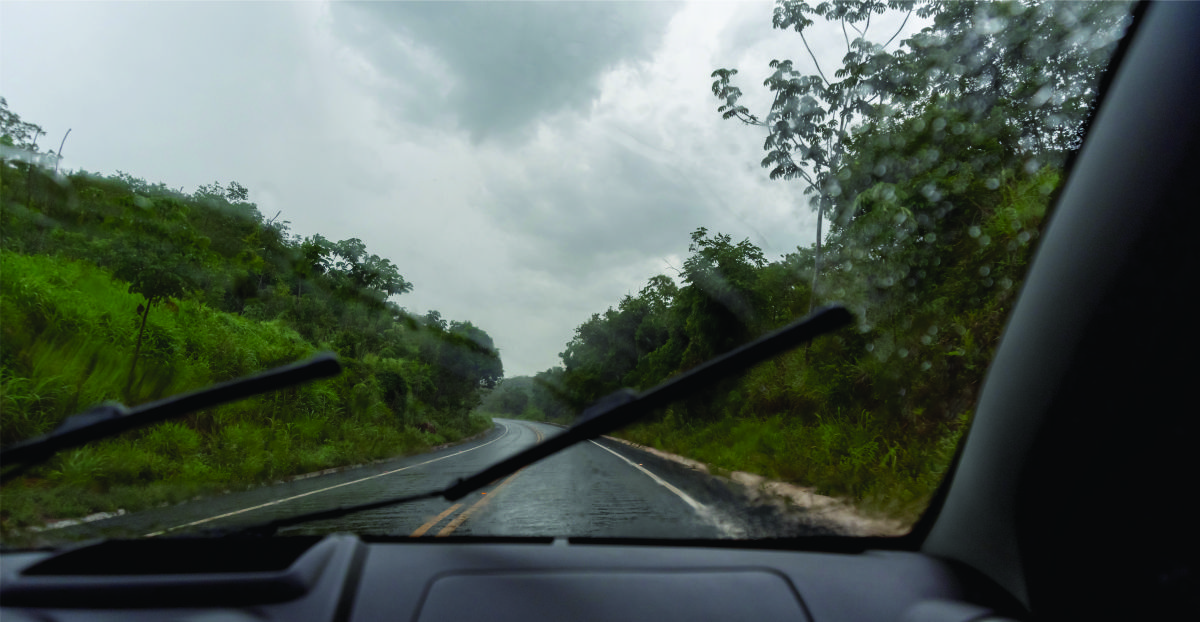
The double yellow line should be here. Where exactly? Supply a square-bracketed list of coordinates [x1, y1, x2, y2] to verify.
[410, 424, 543, 537]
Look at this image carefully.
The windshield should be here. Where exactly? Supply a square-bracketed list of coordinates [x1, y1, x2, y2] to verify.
[0, 0, 1133, 546]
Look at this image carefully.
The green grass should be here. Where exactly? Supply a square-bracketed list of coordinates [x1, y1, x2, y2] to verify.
[616, 409, 965, 523]
[0, 251, 493, 537]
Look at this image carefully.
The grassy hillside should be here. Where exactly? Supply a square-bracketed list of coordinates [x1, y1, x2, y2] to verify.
[0, 251, 491, 531]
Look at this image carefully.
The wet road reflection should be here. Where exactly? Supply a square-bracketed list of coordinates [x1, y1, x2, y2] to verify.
[54, 419, 733, 540]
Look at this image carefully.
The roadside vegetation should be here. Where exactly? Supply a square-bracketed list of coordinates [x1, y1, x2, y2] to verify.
[0, 110, 501, 534]
[484, 1, 1130, 523]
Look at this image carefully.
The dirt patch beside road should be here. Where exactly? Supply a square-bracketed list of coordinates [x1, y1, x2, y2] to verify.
[603, 435, 907, 537]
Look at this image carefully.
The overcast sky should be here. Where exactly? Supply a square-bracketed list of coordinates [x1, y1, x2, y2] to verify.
[0, 1, 918, 377]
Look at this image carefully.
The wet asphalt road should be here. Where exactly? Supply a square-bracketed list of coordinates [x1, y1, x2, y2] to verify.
[54, 419, 745, 541]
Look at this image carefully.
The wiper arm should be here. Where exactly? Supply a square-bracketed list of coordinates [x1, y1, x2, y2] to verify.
[442, 305, 851, 499]
[237, 305, 851, 536]
[0, 354, 342, 483]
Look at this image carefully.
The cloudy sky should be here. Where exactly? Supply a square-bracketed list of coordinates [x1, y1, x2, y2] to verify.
[1, 1, 918, 377]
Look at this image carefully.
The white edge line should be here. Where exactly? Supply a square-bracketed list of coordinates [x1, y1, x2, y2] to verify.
[144, 421, 511, 537]
[589, 440, 706, 512]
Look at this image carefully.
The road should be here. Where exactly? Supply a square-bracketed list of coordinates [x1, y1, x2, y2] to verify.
[54, 419, 757, 541]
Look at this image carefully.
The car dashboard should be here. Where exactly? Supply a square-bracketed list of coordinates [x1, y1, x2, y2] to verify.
[0, 534, 1020, 622]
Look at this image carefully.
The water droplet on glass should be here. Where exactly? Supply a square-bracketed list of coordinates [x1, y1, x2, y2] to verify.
[1031, 85, 1053, 107]
[985, 178, 1000, 190]
[921, 361, 932, 371]
[968, 226, 981, 238]
[920, 335, 932, 345]
[979, 265, 991, 276]
[898, 348, 909, 358]
[1024, 158, 1040, 174]
[978, 235, 991, 246]
[1017, 231, 1032, 244]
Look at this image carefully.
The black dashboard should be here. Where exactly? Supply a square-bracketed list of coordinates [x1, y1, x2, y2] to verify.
[0, 535, 1018, 622]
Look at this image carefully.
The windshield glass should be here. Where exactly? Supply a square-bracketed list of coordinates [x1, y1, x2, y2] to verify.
[0, 0, 1133, 546]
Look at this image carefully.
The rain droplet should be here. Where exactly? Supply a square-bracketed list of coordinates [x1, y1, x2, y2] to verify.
[920, 335, 932, 345]
[979, 265, 991, 276]
[1031, 85, 1053, 107]
[968, 226, 981, 238]
[985, 178, 1000, 190]
[1017, 231, 1032, 244]
[898, 348, 909, 358]
[978, 235, 991, 246]
[932, 117, 947, 131]
[920, 361, 932, 371]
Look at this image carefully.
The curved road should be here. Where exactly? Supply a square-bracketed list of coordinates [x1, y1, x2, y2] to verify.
[55, 419, 743, 541]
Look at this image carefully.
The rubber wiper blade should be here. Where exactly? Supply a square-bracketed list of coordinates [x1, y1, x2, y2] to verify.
[0, 354, 342, 483]
[236, 305, 851, 536]
[441, 305, 852, 500]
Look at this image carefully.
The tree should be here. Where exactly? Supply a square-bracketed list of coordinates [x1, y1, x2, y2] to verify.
[328, 237, 413, 306]
[111, 195, 206, 398]
[676, 227, 767, 367]
[884, 1, 1132, 160]
[0, 97, 46, 152]
[712, 0, 926, 313]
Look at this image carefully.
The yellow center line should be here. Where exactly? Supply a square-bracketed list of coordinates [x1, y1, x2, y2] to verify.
[421, 422, 545, 538]
[408, 503, 462, 537]
[435, 467, 525, 537]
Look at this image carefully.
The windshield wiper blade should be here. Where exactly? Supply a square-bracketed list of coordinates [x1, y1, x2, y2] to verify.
[237, 305, 852, 536]
[442, 305, 852, 499]
[0, 354, 342, 483]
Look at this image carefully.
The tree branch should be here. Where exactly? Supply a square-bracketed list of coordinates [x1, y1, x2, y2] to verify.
[800, 31, 830, 85]
[883, 8, 912, 49]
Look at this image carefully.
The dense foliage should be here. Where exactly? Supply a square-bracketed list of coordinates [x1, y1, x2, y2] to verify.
[498, 0, 1130, 519]
[0, 101, 502, 531]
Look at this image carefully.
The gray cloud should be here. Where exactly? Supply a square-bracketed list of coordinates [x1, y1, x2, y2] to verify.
[330, 1, 681, 141]
[1, 1, 843, 377]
